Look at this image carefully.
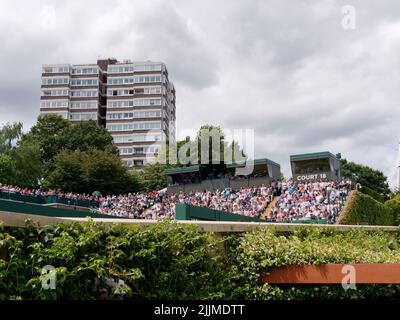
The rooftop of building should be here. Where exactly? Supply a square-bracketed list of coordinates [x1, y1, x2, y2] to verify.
[290, 151, 339, 161]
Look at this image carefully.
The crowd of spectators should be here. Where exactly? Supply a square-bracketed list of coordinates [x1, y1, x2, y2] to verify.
[0, 184, 99, 202]
[267, 179, 352, 223]
[0, 179, 352, 224]
[95, 186, 277, 219]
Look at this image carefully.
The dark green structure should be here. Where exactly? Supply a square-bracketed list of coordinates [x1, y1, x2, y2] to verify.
[0, 199, 123, 219]
[175, 204, 329, 224]
[165, 158, 281, 193]
[175, 204, 266, 222]
[290, 151, 341, 182]
[0, 191, 99, 208]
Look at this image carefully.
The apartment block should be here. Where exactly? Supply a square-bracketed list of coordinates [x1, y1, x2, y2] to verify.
[40, 58, 176, 169]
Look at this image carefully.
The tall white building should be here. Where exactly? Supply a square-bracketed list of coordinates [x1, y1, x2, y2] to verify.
[40, 58, 176, 169]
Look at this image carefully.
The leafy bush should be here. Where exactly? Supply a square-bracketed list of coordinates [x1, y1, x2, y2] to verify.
[44, 149, 140, 195]
[228, 227, 400, 299]
[386, 195, 400, 226]
[0, 220, 227, 300]
[360, 186, 385, 203]
[338, 191, 395, 226]
[1, 220, 400, 300]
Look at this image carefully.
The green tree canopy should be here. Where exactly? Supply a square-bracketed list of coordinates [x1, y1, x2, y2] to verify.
[61, 120, 118, 154]
[0, 154, 16, 185]
[139, 162, 168, 192]
[195, 124, 247, 164]
[0, 122, 42, 188]
[21, 114, 70, 164]
[12, 141, 42, 188]
[0, 122, 22, 155]
[157, 125, 247, 166]
[22, 115, 118, 175]
[44, 149, 140, 195]
[341, 158, 391, 198]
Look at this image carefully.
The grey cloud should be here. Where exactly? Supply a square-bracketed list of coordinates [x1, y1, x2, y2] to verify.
[1, 0, 400, 187]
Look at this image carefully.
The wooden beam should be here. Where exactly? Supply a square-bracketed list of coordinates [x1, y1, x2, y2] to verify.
[259, 264, 400, 284]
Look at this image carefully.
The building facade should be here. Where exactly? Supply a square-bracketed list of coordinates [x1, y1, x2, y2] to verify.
[40, 58, 176, 169]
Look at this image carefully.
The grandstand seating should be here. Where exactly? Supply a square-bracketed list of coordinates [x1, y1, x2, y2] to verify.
[0, 179, 353, 223]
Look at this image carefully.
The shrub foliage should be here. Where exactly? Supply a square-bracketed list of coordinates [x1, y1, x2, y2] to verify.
[386, 195, 400, 226]
[338, 191, 395, 226]
[1, 220, 400, 300]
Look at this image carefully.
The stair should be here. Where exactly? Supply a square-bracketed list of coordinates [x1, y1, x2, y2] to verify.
[260, 196, 280, 220]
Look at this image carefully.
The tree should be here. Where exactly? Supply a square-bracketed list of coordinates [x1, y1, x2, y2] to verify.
[13, 141, 42, 188]
[0, 154, 16, 185]
[157, 125, 247, 166]
[341, 159, 391, 198]
[85, 149, 137, 194]
[61, 120, 118, 155]
[21, 114, 70, 165]
[44, 149, 140, 195]
[155, 138, 192, 167]
[43, 149, 88, 193]
[0, 122, 43, 188]
[0, 122, 22, 155]
[22, 115, 118, 176]
[140, 163, 168, 192]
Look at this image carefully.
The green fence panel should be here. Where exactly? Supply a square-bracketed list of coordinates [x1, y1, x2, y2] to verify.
[0, 192, 45, 204]
[175, 204, 266, 223]
[44, 195, 57, 204]
[0, 199, 124, 219]
[175, 204, 330, 224]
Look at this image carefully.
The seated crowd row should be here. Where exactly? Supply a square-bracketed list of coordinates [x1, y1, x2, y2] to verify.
[0, 179, 352, 223]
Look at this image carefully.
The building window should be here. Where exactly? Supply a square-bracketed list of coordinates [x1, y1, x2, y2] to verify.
[70, 90, 98, 97]
[133, 99, 161, 106]
[108, 66, 134, 73]
[41, 100, 69, 108]
[70, 102, 98, 109]
[134, 64, 162, 72]
[42, 78, 69, 85]
[107, 77, 134, 85]
[70, 113, 97, 121]
[70, 78, 98, 86]
[135, 88, 144, 94]
[107, 100, 134, 108]
[72, 67, 98, 74]
[134, 160, 144, 166]
[107, 122, 160, 132]
[133, 75, 161, 83]
[42, 66, 70, 73]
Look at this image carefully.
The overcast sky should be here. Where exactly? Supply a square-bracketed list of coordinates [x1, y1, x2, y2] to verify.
[1, 0, 400, 187]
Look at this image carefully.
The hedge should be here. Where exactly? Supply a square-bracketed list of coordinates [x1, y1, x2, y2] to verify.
[359, 186, 385, 203]
[1, 219, 400, 300]
[337, 191, 395, 226]
[228, 227, 400, 299]
[385, 195, 400, 226]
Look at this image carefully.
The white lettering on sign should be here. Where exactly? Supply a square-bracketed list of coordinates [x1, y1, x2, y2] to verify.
[296, 173, 328, 181]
